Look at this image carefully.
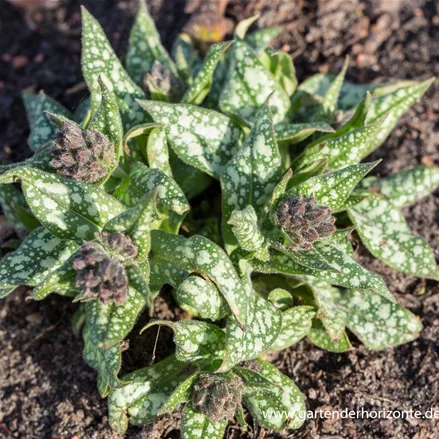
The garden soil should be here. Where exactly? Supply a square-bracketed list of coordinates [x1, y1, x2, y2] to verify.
[0, 0, 438, 438]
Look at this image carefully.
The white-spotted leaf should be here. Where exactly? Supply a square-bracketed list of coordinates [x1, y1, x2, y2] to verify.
[0, 227, 77, 288]
[182, 403, 227, 439]
[174, 275, 229, 321]
[0, 167, 125, 241]
[147, 127, 172, 176]
[348, 196, 439, 279]
[228, 206, 269, 261]
[85, 286, 147, 349]
[137, 100, 243, 178]
[275, 122, 335, 143]
[307, 320, 352, 352]
[81, 7, 146, 127]
[22, 90, 72, 152]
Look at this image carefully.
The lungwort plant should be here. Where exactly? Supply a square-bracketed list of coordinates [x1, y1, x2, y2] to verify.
[1, 2, 438, 438]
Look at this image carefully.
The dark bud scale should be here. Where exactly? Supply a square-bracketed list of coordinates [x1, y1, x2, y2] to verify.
[73, 233, 137, 306]
[51, 120, 114, 184]
[274, 194, 336, 251]
[192, 373, 243, 422]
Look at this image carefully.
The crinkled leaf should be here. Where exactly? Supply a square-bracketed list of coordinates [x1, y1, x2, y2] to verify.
[147, 127, 172, 176]
[182, 41, 233, 105]
[83, 324, 129, 397]
[125, 162, 189, 215]
[338, 289, 422, 349]
[137, 100, 243, 178]
[220, 38, 291, 124]
[0, 227, 77, 288]
[240, 359, 305, 430]
[307, 320, 352, 352]
[126, 1, 177, 86]
[142, 320, 225, 363]
[108, 355, 189, 433]
[85, 286, 147, 349]
[228, 206, 269, 261]
[81, 7, 145, 127]
[174, 275, 229, 320]
[151, 230, 249, 328]
[0, 167, 125, 241]
[348, 196, 439, 279]
[275, 122, 335, 143]
[361, 166, 439, 208]
[270, 306, 316, 351]
[221, 100, 281, 249]
[182, 403, 227, 439]
[22, 90, 72, 152]
[289, 161, 379, 211]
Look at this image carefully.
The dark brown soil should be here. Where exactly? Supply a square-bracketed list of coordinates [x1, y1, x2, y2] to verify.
[1, 0, 439, 438]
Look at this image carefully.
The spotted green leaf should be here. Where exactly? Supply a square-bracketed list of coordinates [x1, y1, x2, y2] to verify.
[171, 34, 202, 87]
[22, 90, 72, 152]
[182, 403, 227, 439]
[0, 184, 28, 237]
[218, 287, 282, 372]
[348, 196, 439, 279]
[270, 306, 316, 351]
[147, 127, 172, 176]
[104, 190, 158, 261]
[295, 114, 388, 170]
[275, 122, 335, 143]
[338, 289, 422, 350]
[308, 280, 346, 341]
[137, 100, 243, 178]
[85, 286, 147, 349]
[0, 167, 125, 241]
[125, 162, 189, 215]
[108, 355, 189, 433]
[307, 320, 352, 352]
[174, 275, 229, 320]
[220, 38, 291, 124]
[221, 100, 281, 249]
[365, 78, 435, 149]
[267, 288, 294, 311]
[88, 77, 123, 171]
[31, 255, 78, 300]
[126, 1, 177, 86]
[149, 255, 188, 292]
[245, 27, 283, 52]
[289, 161, 379, 211]
[361, 166, 439, 208]
[158, 372, 200, 416]
[143, 320, 225, 363]
[81, 7, 145, 127]
[228, 206, 269, 261]
[240, 359, 305, 430]
[182, 41, 233, 105]
[314, 57, 348, 122]
[252, 244, 394, 302]
[83, 324, 129, 397]
[151, 230, 249, 328]
[0, 227, 77, 290]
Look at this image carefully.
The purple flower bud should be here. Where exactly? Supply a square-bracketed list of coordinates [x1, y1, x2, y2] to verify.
[192, 374, 243, 422]
[274, 194, 336, 251]
[73, 241, 129, 306]
[51, 120, 115, 184]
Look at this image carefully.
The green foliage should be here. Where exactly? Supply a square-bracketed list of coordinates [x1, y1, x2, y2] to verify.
[1, 6, 437, 439]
